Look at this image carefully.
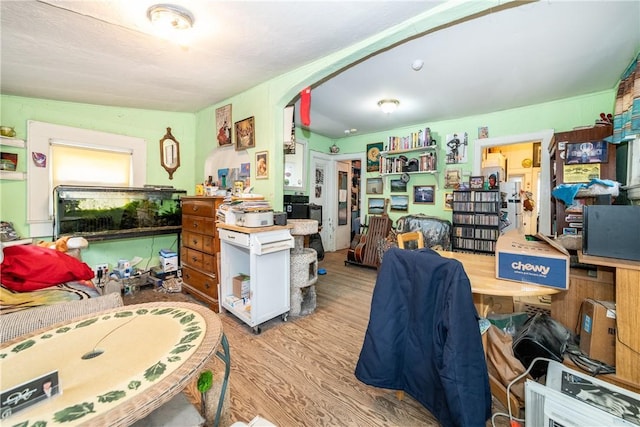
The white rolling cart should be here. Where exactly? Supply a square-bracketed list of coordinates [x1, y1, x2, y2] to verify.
[217, 224, 294, 334]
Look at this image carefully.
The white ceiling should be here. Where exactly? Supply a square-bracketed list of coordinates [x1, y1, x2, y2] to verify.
[1, 1, 639, 140]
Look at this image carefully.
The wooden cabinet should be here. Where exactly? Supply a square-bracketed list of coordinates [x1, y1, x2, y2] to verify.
[550, 266, 615, 332]
[180, 196, 225, 312]
[550, 125, 614, 236]
[451, 190, 500, 254]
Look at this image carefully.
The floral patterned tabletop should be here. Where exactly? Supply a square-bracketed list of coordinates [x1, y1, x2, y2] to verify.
[0, 302, 222, 426]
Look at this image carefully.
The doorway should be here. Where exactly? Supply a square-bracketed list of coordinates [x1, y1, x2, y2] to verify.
[309, 151, 366, 252]
[484, 143, 541, 235]
[473, 130, 554, 235]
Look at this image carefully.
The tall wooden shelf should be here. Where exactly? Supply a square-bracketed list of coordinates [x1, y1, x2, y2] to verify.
[549, 125, 614, 236]
[451, 189, 500, 254]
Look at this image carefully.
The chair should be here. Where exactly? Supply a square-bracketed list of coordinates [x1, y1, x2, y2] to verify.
[394, 230, 424, 403]
[397, 231, 424, 250]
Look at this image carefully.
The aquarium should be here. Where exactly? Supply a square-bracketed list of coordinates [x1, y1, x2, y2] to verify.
[54, 185, 186, 240]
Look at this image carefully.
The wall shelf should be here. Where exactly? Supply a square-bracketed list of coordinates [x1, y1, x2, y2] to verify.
[380, 145, 438, 156]
[0, 136, 26, 148]
[0, 171, 26, 180]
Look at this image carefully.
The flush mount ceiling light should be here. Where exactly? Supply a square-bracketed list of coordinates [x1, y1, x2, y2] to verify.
[378, 99, 400, 114]
[147, 4, 194, 31]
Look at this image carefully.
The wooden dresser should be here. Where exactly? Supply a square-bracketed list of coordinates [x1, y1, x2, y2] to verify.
[180, 196, 225, 312]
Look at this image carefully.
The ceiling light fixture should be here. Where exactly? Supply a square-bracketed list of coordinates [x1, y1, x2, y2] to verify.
[378, 99, 400, 114]
[147, 4, 194, 31]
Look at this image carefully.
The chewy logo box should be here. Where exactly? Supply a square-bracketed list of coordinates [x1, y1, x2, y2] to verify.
[495, 230, 569, 290]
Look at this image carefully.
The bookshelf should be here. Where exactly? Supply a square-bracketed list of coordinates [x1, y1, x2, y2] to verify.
[452, 190, 501, 254]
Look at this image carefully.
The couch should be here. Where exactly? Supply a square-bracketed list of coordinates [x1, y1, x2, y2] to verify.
[395, 214, 452, 250]
[0, 292, 123, 343]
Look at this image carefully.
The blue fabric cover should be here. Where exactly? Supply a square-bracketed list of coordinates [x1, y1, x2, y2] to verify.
[355, 247, 491, 427]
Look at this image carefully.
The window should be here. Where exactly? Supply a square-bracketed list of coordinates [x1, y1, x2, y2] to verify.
[50, 143, 132, 188]
[27, 121, 146, 238]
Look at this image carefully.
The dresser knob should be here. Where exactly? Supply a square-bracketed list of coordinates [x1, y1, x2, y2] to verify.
[205, 282, 210, 289]
[193, 222, 198, 228]
[191, 256, 197, 262]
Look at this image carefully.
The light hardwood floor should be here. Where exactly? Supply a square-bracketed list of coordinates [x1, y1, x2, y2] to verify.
[210, 249, 511, 427]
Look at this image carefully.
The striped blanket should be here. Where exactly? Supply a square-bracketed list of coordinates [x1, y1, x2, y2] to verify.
[0, 280, 100, 315]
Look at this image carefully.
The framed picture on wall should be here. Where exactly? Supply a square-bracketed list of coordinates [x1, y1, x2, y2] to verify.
[565, 141, 608, 164]
[444, 168, 462, 189]
[469, 176, 484, 190]
[368, 197, 385, 214]
[215, 104, 232, 146]
[390, 195, 409, 211]
[235, 116, 255, 151]
[390, 179, 407, 193]
[255, 151, 268, 179]
[414, 185, 435, 204]
[444, 192, 454, 210]
[366, 177, 383, 194]
[366, 142, 383, 172]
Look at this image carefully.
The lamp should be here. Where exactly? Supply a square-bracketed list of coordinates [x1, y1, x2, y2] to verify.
[147, 4, 194, 30]
[378, 99, 400, 114]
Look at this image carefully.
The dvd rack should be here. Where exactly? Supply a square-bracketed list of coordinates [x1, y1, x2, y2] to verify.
[452, 189, 501, 254]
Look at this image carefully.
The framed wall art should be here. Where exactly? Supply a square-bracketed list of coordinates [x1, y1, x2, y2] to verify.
[235, 116, 255, 151]
[366, 142, 383, 172]
[255, 150, 268, 179]
[444, 192, 454, 210]
[368, 197, 385, 214]
[390, 195, 409, 211]
[565, 141, 608, 164]
[414, 185, 435, 204]
[469, 176, 485, 190]
[216, 104, 232, 146]
[366, 177, 383, 194]
[445, 132, 468, 164]
[444, 168, 462, 189]
[390, 178, 407, 193]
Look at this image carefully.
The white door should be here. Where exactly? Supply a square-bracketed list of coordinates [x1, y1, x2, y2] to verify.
[309, 151, 367, 252]
[309, 154, 333, 250]
[335, 160, 352, 250]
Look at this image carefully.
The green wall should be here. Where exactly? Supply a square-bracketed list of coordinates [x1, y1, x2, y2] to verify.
[0, 94, 195, 269]
[332, 90, 616, 224]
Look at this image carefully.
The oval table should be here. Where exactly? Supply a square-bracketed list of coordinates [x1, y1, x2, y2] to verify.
[0, 302, 222, 426]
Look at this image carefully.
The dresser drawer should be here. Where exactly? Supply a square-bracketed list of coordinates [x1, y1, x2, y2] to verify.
[183, 231, 217, 253]
[182, 215, 215, 235]
[183, 248, 216, 274]
[182, 199, 216, 217]
[182, 266, 218, 299]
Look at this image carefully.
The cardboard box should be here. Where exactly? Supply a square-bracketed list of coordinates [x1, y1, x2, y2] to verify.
[159, 248, 178, 272]
[233, 274, 250, 298]
[580, 299, 616, 366]
[495, 230, 570, 290]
